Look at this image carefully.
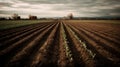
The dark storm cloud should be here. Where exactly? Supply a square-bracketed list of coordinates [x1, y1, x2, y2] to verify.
[0, 0, 120, 17]
[20, 0, 71, 4]
[0, 2, 12, 7]
[0, 2, 11, 6]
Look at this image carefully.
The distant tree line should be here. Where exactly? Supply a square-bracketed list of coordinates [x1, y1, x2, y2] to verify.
[0, 17, 7, 20]
[0, 13, 120, 20]
[73, 17, 120, 20]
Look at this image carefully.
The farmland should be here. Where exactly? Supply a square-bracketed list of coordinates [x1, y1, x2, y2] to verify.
[0, 20, 53, 30]
[0, 20, 120, 67]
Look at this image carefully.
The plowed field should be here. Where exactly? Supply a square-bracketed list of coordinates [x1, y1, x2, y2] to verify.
[0, 20, 120, 67]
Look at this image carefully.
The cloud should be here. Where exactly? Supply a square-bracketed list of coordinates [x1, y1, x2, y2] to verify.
[0, 0, 120, 18]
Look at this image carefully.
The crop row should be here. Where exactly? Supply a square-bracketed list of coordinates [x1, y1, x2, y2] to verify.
[0, 21, 119, 67]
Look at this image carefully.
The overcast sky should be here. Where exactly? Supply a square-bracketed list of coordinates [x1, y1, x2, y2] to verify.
[0, 0, 120, 18]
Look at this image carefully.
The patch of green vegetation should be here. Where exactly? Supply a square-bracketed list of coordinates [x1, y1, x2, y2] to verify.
[0, 20, 53, 30]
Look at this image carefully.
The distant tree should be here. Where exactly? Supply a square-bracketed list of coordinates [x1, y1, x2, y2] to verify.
[29, 15, 37, 20]
[0, 17, 6, 20]
[12, 13, 21, 20]
[67, 13, 73, 19]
